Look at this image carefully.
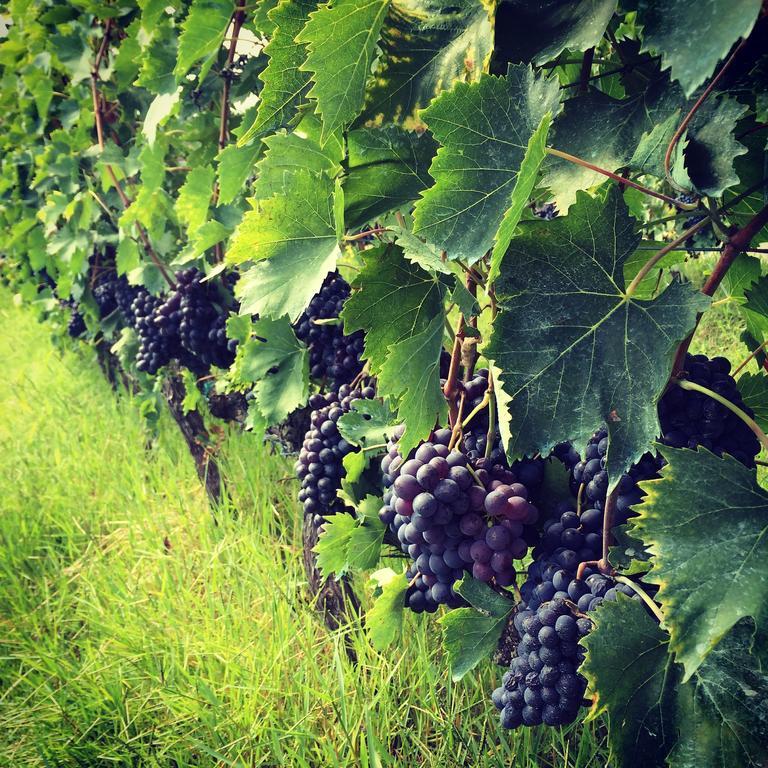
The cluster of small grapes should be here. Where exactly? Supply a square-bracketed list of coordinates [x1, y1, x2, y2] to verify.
[379, 426, 539, 613]
[170, 268, 237, 369]
[67, 307, 86, 338]
[570, 428, 663, 514]
[293, 272, 365, 386]
[658, 353, 760, 467]
[92, 274, 118, 318]
[493, 574, 638, 728]
[533, 202, 558, 220]
[296, 382, 377, 527]
[114, 277, 140, 324]
[132, 289, 174, 374]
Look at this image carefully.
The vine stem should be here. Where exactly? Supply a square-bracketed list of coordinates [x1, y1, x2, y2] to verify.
[601, 486, 618, 566]
[212, 6, 247, 262]
[90, 19, 176, 289]
[343, 227, 390, 242]
[448, 392, 467, 450]
[664, 39, 747, 191]
[613, 576, 665, 623]
[625, 216, 712, 296]
[545, 148, 696, 209]
[444, 314, 465, 429]
[733, 339, 768, 376]
[671, 378, 768, 452]
[484, 369, 496, 461]
[461, 393, 489, 429]
[671, 203, 768, 375]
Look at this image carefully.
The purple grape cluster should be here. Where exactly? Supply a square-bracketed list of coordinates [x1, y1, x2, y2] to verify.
[494, 573, 638, 729]
[114, 277, 140, 324]
[169, 268, 236, 369]
[296, 383, 376, 527]
[658, 353, 760, 467]
[571, 428, 663, 514]
[67, 308, 86, 338]
[379, 427, 539, 612]
[93, 275, 118, 318]
[293, 272, 365, 386]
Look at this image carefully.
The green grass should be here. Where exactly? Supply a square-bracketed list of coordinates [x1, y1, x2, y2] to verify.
[0, 293, 611, 767]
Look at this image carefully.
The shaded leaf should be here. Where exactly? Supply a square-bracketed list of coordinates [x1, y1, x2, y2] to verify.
[634, 446, 768, 679]
[237, 0, 316, 145]
[344, 126, 437, 228]
[486, 188, 709, 490]
[360, 0, 492, 125]
[738, 372, 768, 432]
[413, 66, 560, 264]
[636, 0, 762, 96]
[297, 0, 391, 142]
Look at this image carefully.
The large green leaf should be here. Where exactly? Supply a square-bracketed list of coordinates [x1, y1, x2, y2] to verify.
[297, 0, 391, 142]
[583, 597, 768, 768]
[359, 0, 492, 126]
[367, 568, 407, 650]
[635, 0, 762, 96]
[235, 315, 309, 423]
[251, 114, 343, 199]
[682, 95, 748, 197]
[739, 372, 768, 431]
[633, 446, 768, 679]
[344, 126, 437, 229]
[724, 123, 768, 242]
[229, 170, 341, 320]
[175, 165, 215, 237]
[413, 65, 560, 264]
[341, 244, 446, 456]
[669, 619, 768, 768]
[581, 597, 678, 768]
[175, 0, 234, 83]
[494, 0, 617, 65]
[237, 0, 316, 146]
[544, 77, 684, 211]
[485, 188, 709, 489]
[439, 576, 514, 681]
[217, 143, 261, 205]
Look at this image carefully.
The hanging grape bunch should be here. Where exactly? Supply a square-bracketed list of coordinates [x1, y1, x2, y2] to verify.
[293, 272, 365, 387]
[296, 382, 377, 528]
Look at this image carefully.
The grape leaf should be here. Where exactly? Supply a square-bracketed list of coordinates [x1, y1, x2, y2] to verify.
[439, 576, 515, 681]
[390, 224, 451, 274]
[719, 253, 761, 306]
[176, 220, 234, 264]
[315, 513, 357, 579]
[581, 597, 681, 768]
[344, 126, 437, 229]
[235, 315, 309, 423]
[217, 143, 261, 205]
[143, 89, 182, 145]
[413, 65, 560, 264]
[725, 123, 768, 242]
[669, 619, 768, 768]
[738, 373, 768, 431]
[175, 0, 234, 83]
[175, 165, 215, 237]
[635, 0, 762, 97]
[297, 0, 391, 143]
[341, 244, 447, 456]
[367, 568, 407, 650]
[622, 240, 687, 300]
[229, 170, 341, 321]
[543, 77, 684, 211]
[634, 446, 768, 679]
[488, 112, 552, 285]
[742, 276, 768, 345]
[237, 0, 316, 146]
[683, 95, 748, 197]
[485, 188, 710, 491]
[252, 114, 343, 199]
[494, 0, 617, 65]
[337, 398, 397, 448]
[359, 0, 492, 126]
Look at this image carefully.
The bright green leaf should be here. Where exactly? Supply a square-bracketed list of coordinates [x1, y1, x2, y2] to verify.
[175, 0, 234, 83]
